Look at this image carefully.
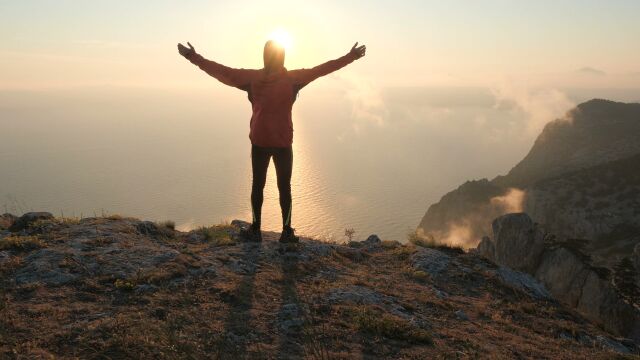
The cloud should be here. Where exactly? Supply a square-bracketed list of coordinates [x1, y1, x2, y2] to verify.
[490, 188, 525, 213]
[576, 67, 606, 76]
[420, 188, 526, 249]
[491, 80, 575, 135]
[339, 72, 387, 127]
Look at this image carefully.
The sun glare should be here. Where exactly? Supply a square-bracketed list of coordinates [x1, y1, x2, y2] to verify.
[268, 29, 293, 51]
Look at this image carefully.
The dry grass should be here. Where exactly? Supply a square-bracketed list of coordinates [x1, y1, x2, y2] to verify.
[157, 220, 176, 231]
[198, 224, 236, 246]
[0, 235, 46, 251]
[350, 305, 433, 345]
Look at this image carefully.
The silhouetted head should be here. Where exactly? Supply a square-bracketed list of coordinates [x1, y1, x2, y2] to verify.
[263, 40, 285, 74]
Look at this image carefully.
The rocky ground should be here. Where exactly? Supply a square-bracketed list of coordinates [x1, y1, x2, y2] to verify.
[1, 213, 638, 359]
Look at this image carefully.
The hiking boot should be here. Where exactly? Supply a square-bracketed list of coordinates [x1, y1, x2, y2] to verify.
[279, 226, 299, 243]
[239, 223, 262, 242]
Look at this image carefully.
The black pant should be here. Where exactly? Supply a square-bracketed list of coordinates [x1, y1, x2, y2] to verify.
[251, 145, 293, 228]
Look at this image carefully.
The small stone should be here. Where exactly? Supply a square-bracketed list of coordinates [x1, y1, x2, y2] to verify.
[454, 310, 469, 321]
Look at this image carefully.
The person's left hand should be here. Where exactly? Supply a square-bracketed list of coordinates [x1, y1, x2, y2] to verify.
[177, 42, 196, 57]
[349, 42, 366, 59]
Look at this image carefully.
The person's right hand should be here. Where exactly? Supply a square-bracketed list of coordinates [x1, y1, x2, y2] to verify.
[349, 42, 366, 59]
[177, 42, 196, 58]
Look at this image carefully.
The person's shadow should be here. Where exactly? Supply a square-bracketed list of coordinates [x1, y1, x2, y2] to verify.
[213, 241, 262, 359]
[275, 243, 305, 358]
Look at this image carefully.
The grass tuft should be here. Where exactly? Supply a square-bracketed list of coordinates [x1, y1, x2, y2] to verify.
[198, 224, 236, 246]
[351, 306, 433, 345]
[0, 236, 46, 251]
[157, 220, 176, 231]
[114, 278, 136, 291]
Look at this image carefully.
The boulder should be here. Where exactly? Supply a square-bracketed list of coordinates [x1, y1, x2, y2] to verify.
[9, 212, 54, 232]
[492, 213, 546, 273]
[411, 247, 451, 277]
[363, 234, 381, 245]
[476, 236, 495, 261]
[496, 266, 550, 300]
[0, 213, 18, 230]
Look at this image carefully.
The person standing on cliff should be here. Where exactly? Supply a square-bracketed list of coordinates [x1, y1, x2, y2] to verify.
[178, 39, 366, 243]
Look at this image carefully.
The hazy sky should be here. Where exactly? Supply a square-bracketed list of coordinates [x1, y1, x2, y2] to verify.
[1, 0, 639, 89]
[1, 1, 639, 237]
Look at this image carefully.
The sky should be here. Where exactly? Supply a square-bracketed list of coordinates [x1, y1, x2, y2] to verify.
[1, 1, 639, 237]
[1, 0, 640, 90]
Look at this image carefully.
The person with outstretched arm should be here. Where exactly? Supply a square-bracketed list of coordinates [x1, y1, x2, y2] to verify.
[178, 39, 366, 243]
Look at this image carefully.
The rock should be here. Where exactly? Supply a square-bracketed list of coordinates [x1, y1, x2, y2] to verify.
[347, 235, 381, 249]
[136, 221, 159, 236]
[496, 266, 550, 300]
[303, 242, 334, 257]
[492, 213, 546, 273]
[15, 249, 78, 286]
[227, 258, 257, 275]
[411, 247, 450, 277]
[363, 234, 381, 245]
[231, 219, 251, 229]
[431, 287, 448, 299]
[535, 246, 640, 341]
[327, 286, 409, 319]
[454, 310, 469, 321]
[135, 284, 159, 294]
[9, 212, 54, 232]
[634, 243, 640, 272]
[534, 247, 594, 307]
[0, 251, 12, 265]
[0, 213, 18, 230]
[594, 335, 632, 354]
[335, 246, 367, 262]
[476, 236, 495, 261]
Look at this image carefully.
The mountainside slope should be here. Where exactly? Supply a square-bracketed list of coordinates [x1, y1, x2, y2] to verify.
[418, 99, 640, 250]
[1, 213, 637, 358]
[495, 99, 640, 188]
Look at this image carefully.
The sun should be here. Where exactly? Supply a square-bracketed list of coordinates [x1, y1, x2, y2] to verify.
[268, 29, 293, 51]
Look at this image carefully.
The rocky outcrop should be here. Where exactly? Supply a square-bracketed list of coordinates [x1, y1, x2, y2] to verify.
[476, 236, 495, 261]
[491, 213, 546, 273]
[418, 99, 640, 259]
[478, 213, 640, 343]
[9, 212, 54, 232]
[1, 212, 636, 357]
[495, 99, 640, 188]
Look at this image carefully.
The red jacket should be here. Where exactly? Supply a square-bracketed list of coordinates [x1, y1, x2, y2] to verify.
[188, 52, 357, 147]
